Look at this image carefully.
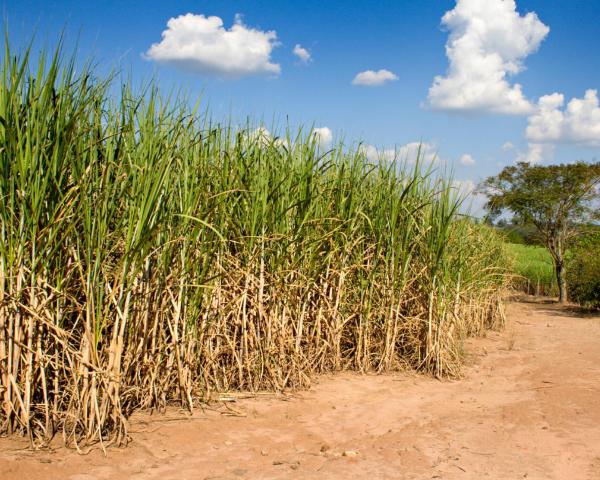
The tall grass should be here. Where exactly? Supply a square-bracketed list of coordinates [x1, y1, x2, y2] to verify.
[0, 44, 507, 448]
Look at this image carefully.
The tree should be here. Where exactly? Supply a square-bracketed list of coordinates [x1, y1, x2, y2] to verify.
[567, 228, 600, 309]
[479, 161, 600, 304]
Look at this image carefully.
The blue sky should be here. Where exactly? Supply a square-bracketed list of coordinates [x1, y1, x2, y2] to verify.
[4, 0, 600, 202]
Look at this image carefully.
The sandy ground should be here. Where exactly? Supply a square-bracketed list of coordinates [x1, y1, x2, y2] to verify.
[1, 298, 600, 480]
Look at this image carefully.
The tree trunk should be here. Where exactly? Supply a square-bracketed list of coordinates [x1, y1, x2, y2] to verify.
[548, 233, 568, 304]
[555, 259, 568, 304]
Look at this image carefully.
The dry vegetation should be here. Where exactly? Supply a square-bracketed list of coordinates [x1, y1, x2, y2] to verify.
[0, 45, 507, 449]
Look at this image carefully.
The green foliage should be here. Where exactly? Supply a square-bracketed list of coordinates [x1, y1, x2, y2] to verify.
[567, 231, 600, 309]
[506, 243, 557, 296]
[482, 162, 600, 228]
[504, 229, 527, 245]
[496, 221, 541, 245]
[0, 41, 508, 446]
[480, 161, 600, 302]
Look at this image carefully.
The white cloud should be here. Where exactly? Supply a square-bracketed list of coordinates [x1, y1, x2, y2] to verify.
[312, 127, 333, 149]
[242, 127, 293, 150]
[502, 141, 515, 151]
[515, 142, 554, 165]
[398, 143, 438, 163]
[245, 126, 275, 147]
[352, 69, 398, 87]
[244, 127, 332, 151]
[459, 154, 476, 166]
[453, 179, 476, 195]
[145, 13, 280, 77]
[428, 0, 549, 114]
[361, 142, 438, 163]
[293, 44, 311, 64]
[360, 144, 397, 162]
[526, 90, 600, 146]
[453, 179, 487, 216]
[525, 93, 565, 142]
[252, 126, 272, 139]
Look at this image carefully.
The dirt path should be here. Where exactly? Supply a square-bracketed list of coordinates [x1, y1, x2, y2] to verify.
[2, 299, 600, 479]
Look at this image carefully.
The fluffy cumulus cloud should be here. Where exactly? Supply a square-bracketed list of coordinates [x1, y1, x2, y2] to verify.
[241, 127, 287, 149]
[397, 142, 438, 163]
[459, 154, 475, 166]
[502, 141, 515, 151]
[361, 142, 438, 163]
[515, 143, 554, 165]
[244, 126, 332, 150]
[360, 144, 396, 162]
[360, 145, 398, 162]
[145, 14, 280, 77]
[312, 127, 333, 149]
[293, 44, 311, 64]
[453, 179, 476, 195]
[453, 179, 487, 216]
[428, 0, 549, 115]
[248, 126, 273, 144]
[352, 69, 398, 87]
[526, 90, 600, 146]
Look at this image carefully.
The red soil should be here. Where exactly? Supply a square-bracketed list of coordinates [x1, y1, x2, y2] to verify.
[2, 298, 599, 479]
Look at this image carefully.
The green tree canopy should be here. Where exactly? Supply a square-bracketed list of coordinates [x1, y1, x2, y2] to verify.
[480, 161, 600, 303]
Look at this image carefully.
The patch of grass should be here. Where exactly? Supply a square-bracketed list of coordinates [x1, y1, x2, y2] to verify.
[506, 243, 557, 296]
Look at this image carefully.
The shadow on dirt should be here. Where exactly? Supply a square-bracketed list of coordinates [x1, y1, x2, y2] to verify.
[537, 306, 600, 320]
[508, 293, 600, 320]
